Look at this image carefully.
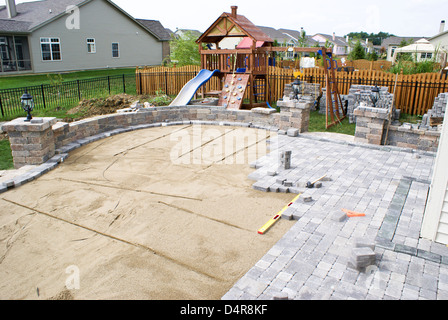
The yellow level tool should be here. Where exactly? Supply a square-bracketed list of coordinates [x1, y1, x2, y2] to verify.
[258, 194, 301, 235]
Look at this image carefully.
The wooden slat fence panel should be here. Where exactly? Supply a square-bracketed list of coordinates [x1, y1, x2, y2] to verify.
[136, 66, 448, 115]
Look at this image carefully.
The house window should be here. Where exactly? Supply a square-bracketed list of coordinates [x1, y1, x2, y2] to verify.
[112, 42, 119, 58]
[421, 52, 433, 59]
[40, 37, 61, 61]
[87, 38, 96, 53]
[391, 46, 397, 57]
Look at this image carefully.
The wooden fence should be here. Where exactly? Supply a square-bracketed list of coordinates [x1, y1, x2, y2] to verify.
[276, 59, 392, 71]
[136, 65, 448, 116]
[298, 68, 448, 115]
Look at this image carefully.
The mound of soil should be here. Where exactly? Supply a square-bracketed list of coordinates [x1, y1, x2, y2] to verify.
[67, 94, 139, 118]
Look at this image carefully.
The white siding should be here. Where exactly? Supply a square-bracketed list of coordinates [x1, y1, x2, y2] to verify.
[29, 0, 163, 73]
[421, 99, 448, 244]
[436, 191, 448, 243]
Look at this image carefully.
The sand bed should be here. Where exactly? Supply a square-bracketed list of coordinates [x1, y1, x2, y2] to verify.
[0, 125, 295, 300]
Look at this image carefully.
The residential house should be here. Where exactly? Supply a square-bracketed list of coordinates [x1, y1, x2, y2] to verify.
[429, 20, 448, 68]
[173, 28, 202, 40]
[257, 26, 317, 59]
[0, 0, 170, 74]
[136, 19, 172, 63]
[381, 36, 428, 61]
[312, 33, 348, 56]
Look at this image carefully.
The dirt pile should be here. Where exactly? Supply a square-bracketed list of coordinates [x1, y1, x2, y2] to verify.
[65, 93, 173, 122]
[67, 94, 138, 118]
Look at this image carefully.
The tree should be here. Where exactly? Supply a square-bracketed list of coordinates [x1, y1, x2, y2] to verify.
[346, 31, 395, 46]
[348, 39, 366, 60]
[169, 31, 201, 66]
[367, 51, 378, 61]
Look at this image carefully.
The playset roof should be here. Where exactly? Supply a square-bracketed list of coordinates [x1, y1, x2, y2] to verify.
[196, 6, 273, 45]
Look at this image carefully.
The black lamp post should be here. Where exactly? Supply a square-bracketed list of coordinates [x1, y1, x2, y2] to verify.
[370, 85, 381, 108]
[21, 90, 34, 122]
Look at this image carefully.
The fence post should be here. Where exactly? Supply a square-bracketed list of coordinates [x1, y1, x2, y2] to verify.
[122, 74, 126, 93]
[107, 76, 111, 94]
[164, 71, 168, 95]
[77, 80, 81, 100]
[41, 84, 46, 109]
[0, 96, 4, 117]
[139, 73, 142, 95]
[412, 81, 419, 115]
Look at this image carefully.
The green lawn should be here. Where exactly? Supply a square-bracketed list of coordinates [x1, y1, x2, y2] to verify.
[309, 110, 356, 136]
[0, 139, 13, 170]
[0, 67, 136, 89]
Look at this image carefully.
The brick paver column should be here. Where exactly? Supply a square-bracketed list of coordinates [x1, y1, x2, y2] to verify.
[3, 117, 57, 169]
[353, 106, 389, 145]
[276, 100, 312, 132]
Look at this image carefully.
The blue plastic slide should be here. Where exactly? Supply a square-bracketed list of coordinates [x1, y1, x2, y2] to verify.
[169, 69, 220, 106]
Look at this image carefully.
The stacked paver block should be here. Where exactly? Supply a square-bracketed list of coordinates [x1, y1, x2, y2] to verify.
[284, 82, 321, 103]
[279, 151, 292, 170]
[3, 117, 57, 168]
[421, 92, 447, 128]
[345, 85, 394, 123]
[353, 106, 389, 145]
[386, 125, 440, 152]
[276, 99, 312, 132]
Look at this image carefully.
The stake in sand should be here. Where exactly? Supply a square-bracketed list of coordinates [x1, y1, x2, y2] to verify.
[258, 194, 301, 234]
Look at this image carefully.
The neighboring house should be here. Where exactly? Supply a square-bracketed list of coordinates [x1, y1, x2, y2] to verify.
[381, 36, 428, 61]
[136, 19, 172, 62]
[258, 27, 317, 47]
[0, 0, 170, 74]
[257, 26, 318, 59]
[173, 28, 202, 39]
[429, 20, 448, 68]
[312, 33, 348, 56]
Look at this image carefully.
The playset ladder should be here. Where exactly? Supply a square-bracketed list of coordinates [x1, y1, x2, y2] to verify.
[218, 74, 250, 110]
[321, 51, 345, 129]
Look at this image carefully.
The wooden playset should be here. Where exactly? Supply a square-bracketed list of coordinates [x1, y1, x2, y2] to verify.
[195, 6, 345, 128]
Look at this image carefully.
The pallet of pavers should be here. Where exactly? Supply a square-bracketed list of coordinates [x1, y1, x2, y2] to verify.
[218, 74, 249, 110]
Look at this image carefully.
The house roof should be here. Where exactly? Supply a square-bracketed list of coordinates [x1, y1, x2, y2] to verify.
[0, 0, 87, 32]
[312, 33, 348, 47]
[0, 19, 31, 33]
[0, 0, 169, 41]
[258, 26, 318, 46]
[197, 7, 273, 45]
[429, 29, 448, 41]
[136, 19, 171, 41]
[380, 36, 428, 48]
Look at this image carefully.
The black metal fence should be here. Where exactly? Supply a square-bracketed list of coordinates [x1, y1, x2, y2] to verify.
[3, 70, 447, 120]
[0, 73, 137, 119]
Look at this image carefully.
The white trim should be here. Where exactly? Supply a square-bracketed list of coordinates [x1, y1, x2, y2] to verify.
[421, 99, 448, 243]
[40, 37, 62, 62]
[87, 38, 96, 54]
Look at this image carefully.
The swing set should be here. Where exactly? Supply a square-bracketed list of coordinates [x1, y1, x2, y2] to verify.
[196, 6, 345, 128]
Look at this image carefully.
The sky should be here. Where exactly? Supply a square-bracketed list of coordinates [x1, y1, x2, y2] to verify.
[2, 0, 448, 38]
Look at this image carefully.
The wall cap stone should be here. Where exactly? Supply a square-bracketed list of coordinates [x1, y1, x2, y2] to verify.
[3, 117, 57, 132]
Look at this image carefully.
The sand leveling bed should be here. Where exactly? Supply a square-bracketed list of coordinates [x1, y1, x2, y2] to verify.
[0, 125, 295, 299]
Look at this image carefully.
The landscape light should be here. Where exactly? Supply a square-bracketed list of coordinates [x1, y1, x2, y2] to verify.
[370, 85, 381, 108]
[21, 90, 34, 122]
